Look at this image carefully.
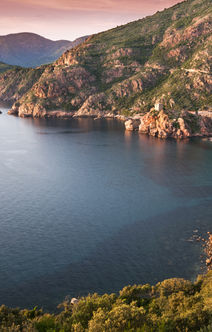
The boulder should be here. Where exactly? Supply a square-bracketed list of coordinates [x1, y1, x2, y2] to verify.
[71, 298, 79, 305]
[8, 105, 19, 116]
[125, 119, 140, 131]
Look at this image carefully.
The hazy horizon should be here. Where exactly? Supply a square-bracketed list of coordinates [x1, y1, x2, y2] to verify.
[1, 0, 184, 41]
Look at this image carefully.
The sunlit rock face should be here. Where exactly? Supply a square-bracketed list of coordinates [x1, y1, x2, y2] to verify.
[125, 110, 212, 139]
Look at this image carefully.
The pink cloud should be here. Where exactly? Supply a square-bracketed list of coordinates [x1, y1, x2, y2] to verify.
[4, 0, 184, 13]
[0, 0, 184, 40]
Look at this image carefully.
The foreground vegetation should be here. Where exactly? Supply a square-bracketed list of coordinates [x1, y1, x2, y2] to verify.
[0, 234, 211, 331]
[0, 272, 210, 331]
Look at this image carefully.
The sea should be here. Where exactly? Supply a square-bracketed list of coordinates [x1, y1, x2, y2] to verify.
[0, 104, 211, 310]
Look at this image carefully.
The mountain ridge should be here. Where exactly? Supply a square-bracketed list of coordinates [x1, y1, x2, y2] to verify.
[0, 32, 89, 67]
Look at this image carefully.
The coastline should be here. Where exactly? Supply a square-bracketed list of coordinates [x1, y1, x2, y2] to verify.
[7, 104, 212, 140]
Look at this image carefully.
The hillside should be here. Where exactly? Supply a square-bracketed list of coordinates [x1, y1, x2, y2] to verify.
[0, 61, 18, 73]
[1, 0, 212, 137]
[0, 33, 88, 67]
[0, 66, 46, 102]
[0, 271, 211, 331]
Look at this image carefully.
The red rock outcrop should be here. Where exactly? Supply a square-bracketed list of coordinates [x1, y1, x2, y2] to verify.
[125, 110, 212, 139]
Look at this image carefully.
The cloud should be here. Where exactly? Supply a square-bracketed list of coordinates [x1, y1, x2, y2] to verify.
[2, 0, 184, 13]
[0, 0, 184, 40]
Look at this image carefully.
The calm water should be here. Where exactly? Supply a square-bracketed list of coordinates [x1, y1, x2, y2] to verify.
[0, 105, 212, 311]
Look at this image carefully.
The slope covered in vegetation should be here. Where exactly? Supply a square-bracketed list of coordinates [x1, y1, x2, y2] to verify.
[0, 62, 17, 73]
[0, 66, 45, 103]
[0, 0, 210, 120]
[0, 271, 211, 332]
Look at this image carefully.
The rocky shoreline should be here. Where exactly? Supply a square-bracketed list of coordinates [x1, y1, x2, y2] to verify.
[205, 233, 212, 270]
[125, 108, 212, 139]
[7, 102, 212, 140]
[7, 105, 127, 122]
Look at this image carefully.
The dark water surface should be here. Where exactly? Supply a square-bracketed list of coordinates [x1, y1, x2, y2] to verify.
[0, 105, 212, 310]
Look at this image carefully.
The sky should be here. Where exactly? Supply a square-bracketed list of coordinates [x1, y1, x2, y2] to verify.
[1, 0, 184, 41]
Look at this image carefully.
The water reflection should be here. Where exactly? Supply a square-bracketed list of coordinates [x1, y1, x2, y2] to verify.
[25, 117, 125, 133]
[124, 130, 134, 148]
[139, 135, 212, 193]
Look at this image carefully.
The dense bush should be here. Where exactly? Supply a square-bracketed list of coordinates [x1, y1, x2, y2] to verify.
[0, 271, 211, 331]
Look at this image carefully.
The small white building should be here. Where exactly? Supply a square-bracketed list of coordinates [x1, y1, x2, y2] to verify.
[155, 103, 163, 111]
[71, 298, 79, 305]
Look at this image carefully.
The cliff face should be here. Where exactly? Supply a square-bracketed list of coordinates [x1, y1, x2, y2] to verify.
[125, 109, 212, 138]
[1, 0, 212, 138]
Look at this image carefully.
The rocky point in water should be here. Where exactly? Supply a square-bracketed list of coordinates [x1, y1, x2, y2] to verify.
[125, 107, 212, 139]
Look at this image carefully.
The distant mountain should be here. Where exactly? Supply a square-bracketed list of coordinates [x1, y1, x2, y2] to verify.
[0, 33, 88, 67]
[0, 62, 17, 73]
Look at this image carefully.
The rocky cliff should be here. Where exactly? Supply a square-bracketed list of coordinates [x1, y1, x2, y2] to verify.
[0, 0, 212, 138]
[125, 109, 212, 138]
